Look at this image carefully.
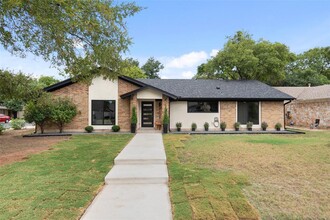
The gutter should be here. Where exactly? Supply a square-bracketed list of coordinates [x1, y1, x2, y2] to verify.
[283, 99, 293, 129]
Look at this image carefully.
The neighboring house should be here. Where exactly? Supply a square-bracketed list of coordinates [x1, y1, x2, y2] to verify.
[275, 85, 330, 129]
[0, 102, 24, 118]
[44, 76, 293, 132]
[0, 103, 8, 115]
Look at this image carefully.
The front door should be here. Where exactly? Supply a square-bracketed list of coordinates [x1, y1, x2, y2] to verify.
[141, 101, 154, 127]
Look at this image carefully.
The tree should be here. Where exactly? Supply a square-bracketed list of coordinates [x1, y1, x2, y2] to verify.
[0, 69, 40, 102]
[0, 69, 41, 117]
[141, 57, 164, 79]
[50, 97, 77, 133]
[286, 47, 330, 85]
[122, 58, 146, 79]
[0, 1, 142, 81]
[38, 76, 60, 88]
[3, 99, 24, 118]
[24, 94, 53, 134]
[195, 31, 295, 85]
[283, 69, 329, 86]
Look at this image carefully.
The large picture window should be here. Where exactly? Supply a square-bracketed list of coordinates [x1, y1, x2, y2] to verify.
[92, 100, 116, 125]
[237, 101, 259, 124]
[188, 101, 218, 113]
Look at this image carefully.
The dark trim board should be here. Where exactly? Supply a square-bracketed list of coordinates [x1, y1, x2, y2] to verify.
[44, 79, 74, 92]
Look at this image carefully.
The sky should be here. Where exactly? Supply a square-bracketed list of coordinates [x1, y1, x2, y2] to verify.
[0, 0, 329, 80]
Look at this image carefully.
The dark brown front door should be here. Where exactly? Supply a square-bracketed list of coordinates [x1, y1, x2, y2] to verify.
[141, 102, 154, 127]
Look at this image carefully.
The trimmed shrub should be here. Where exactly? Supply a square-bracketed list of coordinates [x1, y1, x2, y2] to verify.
[112, 125, 120, 132]
[261, 122, 268, 131]
[10, 119, 26, 130]
[85, 126, 94, 133]
[131, 106, 137, 124]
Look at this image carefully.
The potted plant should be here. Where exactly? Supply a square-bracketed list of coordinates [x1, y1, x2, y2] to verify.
[131, 106, 137, 133]
[163, 107, 170, 133]
[220, 121, 226, 131]
[176, 122, 182, 131]
[234, 122, 240, 131]
[204, 122, 209, 131]
[275, 122, 282, 131]
[261, 122, 268, 131]
[247, 121, 253, 131]
[191, 123, 197, 131]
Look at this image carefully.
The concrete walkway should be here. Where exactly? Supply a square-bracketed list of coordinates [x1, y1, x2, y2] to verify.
[81, 133, 172, 220]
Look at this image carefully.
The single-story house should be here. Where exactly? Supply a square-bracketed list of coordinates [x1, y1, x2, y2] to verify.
[0, 102, 24, 118]
[275, 85, 330, 129]
[44, 76, 293, 132]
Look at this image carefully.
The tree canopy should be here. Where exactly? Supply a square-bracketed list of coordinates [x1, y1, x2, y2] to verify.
[141, 57, 164, 79]
[195, 31, 295, 85]
[284, 47, 330, 86]
[0, 0, 142, 81]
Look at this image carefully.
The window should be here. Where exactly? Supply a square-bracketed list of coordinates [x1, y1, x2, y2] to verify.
[92, 100, 115, 125]
[237, 101, 259, 124]
[188, 101, 218, 113]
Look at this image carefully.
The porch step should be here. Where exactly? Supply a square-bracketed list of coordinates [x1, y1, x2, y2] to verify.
[105, 164, 169, 184]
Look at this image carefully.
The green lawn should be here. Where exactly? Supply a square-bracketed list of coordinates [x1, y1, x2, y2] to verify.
[0, 134, 132, 220]
[163, 130, 330, 219]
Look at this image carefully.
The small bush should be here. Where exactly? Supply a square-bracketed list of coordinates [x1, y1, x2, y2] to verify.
[10, 119, 25, 130]
[261, 121, 268, 130]
[234, 122, 240, 129]
[191, 122, 197, 131]
[220, 121, 226, 130]
[204, 122, 209, 131]
[112, 125, 120, 132]
[85, 126, 94, 133]
[0, 124, 5, 135]
[275, 123, 282, 130]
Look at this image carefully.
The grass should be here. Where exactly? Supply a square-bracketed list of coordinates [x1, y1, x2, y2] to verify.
[163, 131, 330, 219]
[0, 134, 133, 220]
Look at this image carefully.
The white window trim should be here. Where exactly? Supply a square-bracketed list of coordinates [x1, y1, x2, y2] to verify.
[235, 101, 261, 128]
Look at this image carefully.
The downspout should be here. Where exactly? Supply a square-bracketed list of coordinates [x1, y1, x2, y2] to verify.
[283, 100, 293, 130]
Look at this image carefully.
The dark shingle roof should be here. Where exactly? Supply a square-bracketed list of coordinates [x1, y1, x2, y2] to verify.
[136, 78, 294, 100]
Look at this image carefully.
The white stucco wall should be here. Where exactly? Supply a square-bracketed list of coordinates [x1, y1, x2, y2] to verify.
[170, 101, 220, 131]
[137, 88, 162, 99]
[88, 77, 118, 129]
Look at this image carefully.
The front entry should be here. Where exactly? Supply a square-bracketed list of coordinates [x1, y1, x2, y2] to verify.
[141, 101, 154, 127]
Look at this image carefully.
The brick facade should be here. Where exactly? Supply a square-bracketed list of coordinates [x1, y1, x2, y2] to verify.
[261, 101, 284, 130]
[46, 82, 89, 132]
[220, 101, 236, 129]
[285, 99, 330, 129]
[118, 79, 140, 131]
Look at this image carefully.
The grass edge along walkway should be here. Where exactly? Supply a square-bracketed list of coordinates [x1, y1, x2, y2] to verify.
[0, 134, 133, 220]
[163, 134, 260, 220]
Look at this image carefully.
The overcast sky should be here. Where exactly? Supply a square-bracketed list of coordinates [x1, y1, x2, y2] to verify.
[1, 0, 329, 80]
